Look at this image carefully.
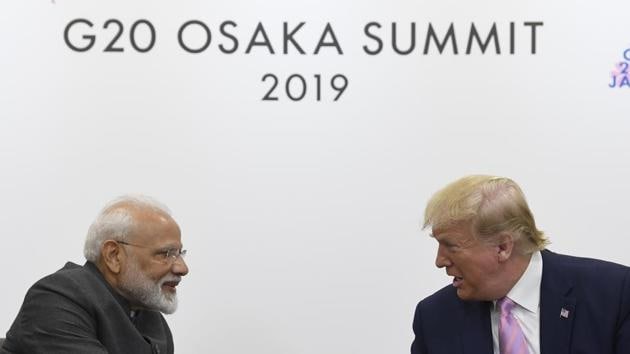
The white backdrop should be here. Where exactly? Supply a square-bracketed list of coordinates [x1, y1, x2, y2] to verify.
[1, 1, 629, 353]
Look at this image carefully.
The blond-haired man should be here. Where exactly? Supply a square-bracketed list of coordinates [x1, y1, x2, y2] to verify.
[411, 175, 630, 354]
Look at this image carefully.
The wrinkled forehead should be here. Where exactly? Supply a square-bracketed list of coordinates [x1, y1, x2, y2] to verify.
[431, 220, 476, 241]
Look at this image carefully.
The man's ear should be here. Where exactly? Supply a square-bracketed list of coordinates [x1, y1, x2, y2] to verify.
[496, 232, 515, 262]
[101, 240, 123, 274]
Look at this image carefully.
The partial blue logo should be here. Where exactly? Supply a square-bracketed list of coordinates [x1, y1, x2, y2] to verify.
[609, 48, 630, 88]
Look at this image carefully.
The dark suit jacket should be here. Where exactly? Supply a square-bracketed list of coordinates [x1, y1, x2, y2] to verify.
[1, 262, 173, 354]
[411, 250, 630, 354]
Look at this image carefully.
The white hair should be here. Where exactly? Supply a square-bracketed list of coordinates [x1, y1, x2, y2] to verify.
[83, 195, 172, 262]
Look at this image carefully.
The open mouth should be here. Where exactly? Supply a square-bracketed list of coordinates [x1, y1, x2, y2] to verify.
[161, 280, 180, 292]
[452, 276, 463, 288]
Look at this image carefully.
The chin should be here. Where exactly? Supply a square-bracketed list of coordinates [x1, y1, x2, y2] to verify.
[456, 290, 470, 300]
[456, 289, 477, 301]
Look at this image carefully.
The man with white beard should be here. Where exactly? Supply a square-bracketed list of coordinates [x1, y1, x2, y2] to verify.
[1, 195, 189, 354]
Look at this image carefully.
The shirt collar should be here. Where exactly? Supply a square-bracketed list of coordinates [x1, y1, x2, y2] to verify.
[504, 250, 542, 313]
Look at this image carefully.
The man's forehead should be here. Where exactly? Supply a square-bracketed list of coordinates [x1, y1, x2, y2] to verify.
[432, 222, 473, 240]
[128, 210, 181, 243]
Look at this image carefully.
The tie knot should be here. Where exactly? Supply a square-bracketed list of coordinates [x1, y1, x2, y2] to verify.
[498, 296, 516, 314]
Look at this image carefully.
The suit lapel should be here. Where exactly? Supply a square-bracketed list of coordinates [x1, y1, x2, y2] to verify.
[539, 250, 576, 354]
[461, 301, 493, 354]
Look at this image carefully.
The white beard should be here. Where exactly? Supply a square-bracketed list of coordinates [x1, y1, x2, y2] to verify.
[118, 258, 180, 314]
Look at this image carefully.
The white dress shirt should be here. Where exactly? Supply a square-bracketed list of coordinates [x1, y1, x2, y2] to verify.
[491, 250, 542, 354]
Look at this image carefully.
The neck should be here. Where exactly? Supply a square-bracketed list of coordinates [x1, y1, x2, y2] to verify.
[497, 252, 533, 299]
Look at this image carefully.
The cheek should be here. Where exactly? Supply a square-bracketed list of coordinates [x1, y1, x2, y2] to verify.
[459, 257, 495, 282]
[137, 260, 170, 282]
[151, 265, 175, 281]
[470, 259, 500, 283]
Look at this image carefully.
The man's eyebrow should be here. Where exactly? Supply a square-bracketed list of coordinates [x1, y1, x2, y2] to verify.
[156, 243, 183, 250]
[442, 240, 457, 246]
[434, 233, 459, 244]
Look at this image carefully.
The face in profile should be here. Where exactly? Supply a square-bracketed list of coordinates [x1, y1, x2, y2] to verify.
[117, 210, 189, 314]
[432, 222, 504, 301]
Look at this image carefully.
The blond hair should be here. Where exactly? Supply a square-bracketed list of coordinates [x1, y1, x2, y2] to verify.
[423, 175, 549, 253]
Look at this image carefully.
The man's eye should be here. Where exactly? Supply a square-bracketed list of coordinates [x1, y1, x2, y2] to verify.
[439, 242, 456, 252]
[445, 244, 459, 251]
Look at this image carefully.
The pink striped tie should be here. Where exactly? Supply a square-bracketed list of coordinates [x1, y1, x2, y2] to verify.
[498, 297, 529, 354]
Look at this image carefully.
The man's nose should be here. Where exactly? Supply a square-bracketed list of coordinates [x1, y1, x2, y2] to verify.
[172, 256, 189, 276]
[435, 245, 452, 268]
